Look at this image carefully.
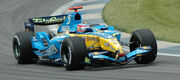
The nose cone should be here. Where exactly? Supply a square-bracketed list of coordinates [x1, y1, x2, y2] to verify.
[99, 37, 124, 54]
[108, 38, 124, 53]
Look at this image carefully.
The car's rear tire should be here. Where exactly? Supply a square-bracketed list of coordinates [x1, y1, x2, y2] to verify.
[13, 31, 38, 64]
[130, 29, 157, 64]
[61, 37, 87, 70]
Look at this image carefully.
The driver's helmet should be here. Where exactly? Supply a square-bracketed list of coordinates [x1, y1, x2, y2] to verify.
[77, 24, 90, 32]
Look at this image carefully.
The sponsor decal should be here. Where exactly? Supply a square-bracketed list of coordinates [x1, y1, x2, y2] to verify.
[42, 45, 58, 56]
[86, 36, 98, 41]
[32, 16, 66, 24]
[104, 43, 109, 47]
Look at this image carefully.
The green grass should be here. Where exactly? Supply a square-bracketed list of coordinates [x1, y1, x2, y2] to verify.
[103, 0, 180, 43]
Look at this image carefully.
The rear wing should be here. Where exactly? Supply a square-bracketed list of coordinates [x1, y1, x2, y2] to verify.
[24, 15, 67, 32]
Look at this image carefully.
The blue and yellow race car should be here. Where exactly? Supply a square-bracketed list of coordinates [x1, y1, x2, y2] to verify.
[13, 6, 157, 70]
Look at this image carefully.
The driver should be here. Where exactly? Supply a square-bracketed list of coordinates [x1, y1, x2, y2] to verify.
[77, 24, 92, 33]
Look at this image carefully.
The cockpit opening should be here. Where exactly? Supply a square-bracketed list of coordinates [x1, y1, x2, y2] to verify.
[75, 13, 81, 20]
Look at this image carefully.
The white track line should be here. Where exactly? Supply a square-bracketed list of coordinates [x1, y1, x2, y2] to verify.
[158, 53, 180, 57]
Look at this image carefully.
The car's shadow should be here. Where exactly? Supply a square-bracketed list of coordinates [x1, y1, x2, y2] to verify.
[84, 62, 158, 71]
[36, 62, 63, 67]
[35, 61, 158, 71]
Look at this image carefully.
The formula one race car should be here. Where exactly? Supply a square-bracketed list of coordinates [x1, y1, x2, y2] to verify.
[13, 6, 157, 70]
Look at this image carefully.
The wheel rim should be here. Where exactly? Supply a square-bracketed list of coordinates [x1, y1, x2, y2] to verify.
[13, 42, 20, 59]
[62, 46, 72, 66]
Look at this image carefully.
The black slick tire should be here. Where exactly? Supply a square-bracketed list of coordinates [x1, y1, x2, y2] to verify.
[61, 37, 87, 70]
[130, 29, 157, 64]
[13, 31, 38, 64]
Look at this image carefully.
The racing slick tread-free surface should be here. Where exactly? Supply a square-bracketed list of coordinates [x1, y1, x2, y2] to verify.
[130, 29, 157, 64]
[13, 31, 37, 64]
[61, 37, 87, 70]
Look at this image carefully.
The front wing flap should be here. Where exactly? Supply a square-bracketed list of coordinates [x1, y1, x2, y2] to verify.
[88, 46, 151, 64]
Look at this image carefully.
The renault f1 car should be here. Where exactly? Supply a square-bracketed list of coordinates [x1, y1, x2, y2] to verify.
[13, 6, 157, 70]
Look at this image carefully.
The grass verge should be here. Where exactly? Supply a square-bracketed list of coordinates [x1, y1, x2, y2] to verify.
[103, 0, 180, 43]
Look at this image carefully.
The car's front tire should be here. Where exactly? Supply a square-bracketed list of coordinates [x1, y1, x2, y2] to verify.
[13, 31, 38, 64]
[130, 29, 157, 64]
[61, 37, 87, 70]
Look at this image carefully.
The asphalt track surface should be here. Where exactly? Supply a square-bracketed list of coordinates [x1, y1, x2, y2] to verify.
[0, 0, 180, 80]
